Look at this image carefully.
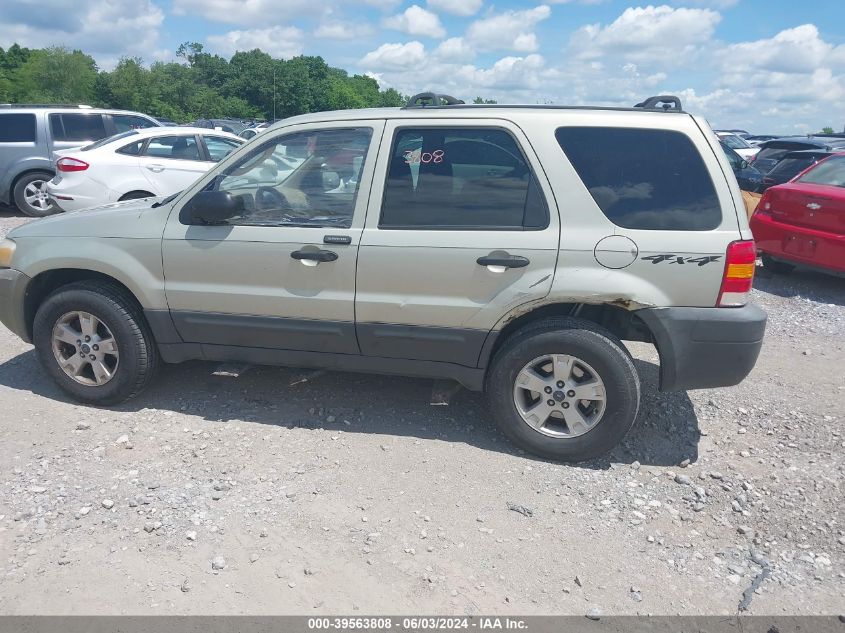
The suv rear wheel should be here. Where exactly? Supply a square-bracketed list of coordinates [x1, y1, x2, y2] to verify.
[33, 281, 159, 405]
[486, 318, 640, 462]
[14, 171, 56, 217]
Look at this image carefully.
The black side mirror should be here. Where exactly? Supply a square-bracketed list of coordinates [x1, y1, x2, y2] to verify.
[179, 190, 242, 225]
[739, 159, 749, 170]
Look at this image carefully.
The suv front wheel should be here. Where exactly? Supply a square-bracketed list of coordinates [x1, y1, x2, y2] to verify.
[33, 281, 159, 405]
[486, 318, 640, 462]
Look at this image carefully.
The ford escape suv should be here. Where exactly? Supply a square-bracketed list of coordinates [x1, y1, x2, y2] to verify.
[0, 94, 767, 461]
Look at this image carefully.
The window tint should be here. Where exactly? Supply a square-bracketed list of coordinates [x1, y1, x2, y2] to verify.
[768, 157, 817, 181]
[720, 143, 742, 170]
[798, 156, 845, 187]
[112, 114, 157, 133]
[116, 140, 144, 156]
[204, 136, 241, 162]
[719, 134, 750, 150]
[194, 127, 372, 228]
[144, 135, 201, 160]
[380, 127, 547, 229]
[0, 113, 37, 142]
[49, 114, 107, 142]
[556, 127, 721, 231]
[82, 130, 138, 151]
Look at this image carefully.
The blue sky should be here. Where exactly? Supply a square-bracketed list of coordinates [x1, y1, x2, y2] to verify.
[2, 0, 843, 132]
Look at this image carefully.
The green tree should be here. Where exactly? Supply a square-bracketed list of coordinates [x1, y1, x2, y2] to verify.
[14, 47, 97, 103]
[821, 126, 834, 134]
[473, 96, 498, 104]
[105, 57, 154, 112]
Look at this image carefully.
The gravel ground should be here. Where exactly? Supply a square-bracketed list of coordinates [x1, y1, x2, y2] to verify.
[1, 207, 843, 616]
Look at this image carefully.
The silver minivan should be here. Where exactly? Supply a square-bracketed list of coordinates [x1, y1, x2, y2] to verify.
[0, 105, 160, 216]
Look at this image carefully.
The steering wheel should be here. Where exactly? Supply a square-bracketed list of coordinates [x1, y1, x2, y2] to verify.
[255, 186, 294, 212]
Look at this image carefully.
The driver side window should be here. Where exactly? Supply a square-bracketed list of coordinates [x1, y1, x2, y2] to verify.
[206, 127, 373, 228]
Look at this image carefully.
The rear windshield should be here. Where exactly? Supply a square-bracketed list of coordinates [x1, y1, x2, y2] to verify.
[798, 156, 845, 187]
[82, 130, 139, 151]
[756, 142, 817, 162]
[0, 113, 37, 142]
[720, 134, 750, 150]
[555, 127, 721, 231]
[768, 156, 820, 180]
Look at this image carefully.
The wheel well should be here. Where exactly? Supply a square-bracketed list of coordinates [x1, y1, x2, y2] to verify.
[10, 168, 55, 204]
[487, 302, 654, 364]
[119, 190, 155, 201]
[24, 269, 143, 340]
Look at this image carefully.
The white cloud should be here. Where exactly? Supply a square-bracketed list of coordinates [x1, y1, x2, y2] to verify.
[360, 41, 427, 70]
[720, 24, 845, 74]
[426, 0, 483, 16]
[384, 5, 446, 39]
[0, 0, 164, 66]
[465, 5, 551, 53]
[207, 26, 304, 59]
[569, 5, 721, 63]
[314, 21, 374, 39]
[435, 37, 476, 61]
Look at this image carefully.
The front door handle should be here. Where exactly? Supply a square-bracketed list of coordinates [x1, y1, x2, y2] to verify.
[477, 254, 530, 269]
[291, 249, 338, 263]
[146, 164, 165, 173]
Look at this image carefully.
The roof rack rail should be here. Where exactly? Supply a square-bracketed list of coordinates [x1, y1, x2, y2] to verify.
[633, 95, 683, 112]
[404, 92, 465, 108]
[0, 103, 94, 109]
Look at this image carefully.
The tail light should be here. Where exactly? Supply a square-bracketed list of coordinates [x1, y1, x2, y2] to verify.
[56, 157, 89, 172]
[717, 240, 756, 307]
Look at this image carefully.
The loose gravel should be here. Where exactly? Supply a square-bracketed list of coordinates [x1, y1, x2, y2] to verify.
[0, 208, 842, 615]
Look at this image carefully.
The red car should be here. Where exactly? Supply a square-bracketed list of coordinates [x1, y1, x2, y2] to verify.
[750, 152, 845, 276]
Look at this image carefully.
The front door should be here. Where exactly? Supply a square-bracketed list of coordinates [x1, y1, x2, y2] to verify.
[162, 121, 384, 354]
[355, 119, 560, 367]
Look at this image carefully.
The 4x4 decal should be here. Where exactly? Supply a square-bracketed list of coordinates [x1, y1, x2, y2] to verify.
[641, 254, 722, 266]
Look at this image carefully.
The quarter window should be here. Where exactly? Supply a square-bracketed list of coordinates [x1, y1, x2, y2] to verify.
[556, 127, 721, 231]
[380, 127, 548, 229]
[192, 127, 373, 228]
[144, 135, 201, 161]
[49, 114, 107, 142]
[0, 113, 37, 142]
[112, 114, 157, 133]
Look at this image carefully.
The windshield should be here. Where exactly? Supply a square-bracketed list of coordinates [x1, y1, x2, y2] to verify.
[798, 156, 845, 187]
[720, 134, 751, 150]
[82, 130, 139, 151]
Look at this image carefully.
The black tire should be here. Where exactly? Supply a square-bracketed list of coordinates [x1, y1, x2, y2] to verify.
[13, 171, 57, 217]
[761, 254, 795, 275]
[33, 280, 159, 405]
[485, 317, 640, 462]
[118, 191, 155, 202]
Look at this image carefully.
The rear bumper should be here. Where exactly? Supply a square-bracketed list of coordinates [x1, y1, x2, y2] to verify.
[636, 304, 767, 392]
[0, 268, 32, 343]
[751, 212, 845, 273]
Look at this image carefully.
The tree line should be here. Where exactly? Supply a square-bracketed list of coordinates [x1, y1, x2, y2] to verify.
[0, 43, 409, 122]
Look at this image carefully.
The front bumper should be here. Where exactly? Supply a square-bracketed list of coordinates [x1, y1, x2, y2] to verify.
[0, 268, 32, 343]
[636, 304, 767, 392]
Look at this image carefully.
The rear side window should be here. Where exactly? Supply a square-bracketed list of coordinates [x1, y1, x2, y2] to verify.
[49, 114, 107, 142]
[380, 127, 548, 230]
[112, 114, 157, 133]
[556, 127, 721, 231]
[116, 140, 144, 156]
[143, 135, 200, 160]
[798, 156, 845, 187]
[0, 113, 37, 142]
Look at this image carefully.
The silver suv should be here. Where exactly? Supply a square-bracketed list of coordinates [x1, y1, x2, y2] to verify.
[0, 94, 767, 461]
[0, 105, 160, 216]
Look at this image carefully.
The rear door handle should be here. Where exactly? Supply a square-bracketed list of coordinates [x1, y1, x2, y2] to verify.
[476, 255, 530, 269]
[291, 249, 338, 263]
[146, 164, 165, 173]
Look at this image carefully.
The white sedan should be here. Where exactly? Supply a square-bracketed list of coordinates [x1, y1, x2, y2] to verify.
[47, 127, 244, 213]
[715, 131, 760, 161]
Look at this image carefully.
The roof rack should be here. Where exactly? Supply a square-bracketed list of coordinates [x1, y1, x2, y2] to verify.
[404, 92, 465, 108]
[0, 103, 94, 109]
[633, 95, 683, 112]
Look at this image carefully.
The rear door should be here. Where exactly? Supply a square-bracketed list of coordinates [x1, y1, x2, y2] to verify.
[354, 119, 559, 367]
[138, 134, 209, 194]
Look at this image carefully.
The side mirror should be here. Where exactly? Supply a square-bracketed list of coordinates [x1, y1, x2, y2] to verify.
[179, 190, 242, 225]
[739, 159, 749, 170]
[322, 170, 340, 190]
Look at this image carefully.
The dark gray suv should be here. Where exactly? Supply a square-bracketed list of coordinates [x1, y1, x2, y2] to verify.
[0, 105, 160, 216]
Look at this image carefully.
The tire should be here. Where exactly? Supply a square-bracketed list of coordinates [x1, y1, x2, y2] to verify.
[485, 317, 640, 462]
[33, 280, 159, 405]
[761, 254, 794, 275]
[13, 171, 57, 217]
[119, 191, 154, 202]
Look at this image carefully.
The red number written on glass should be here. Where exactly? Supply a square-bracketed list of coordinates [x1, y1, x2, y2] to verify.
[403, 149, 445, 165]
